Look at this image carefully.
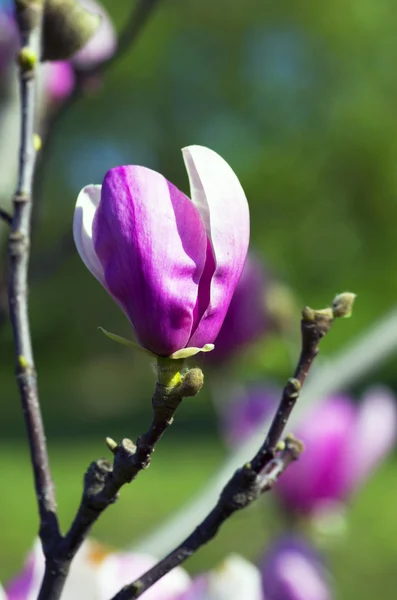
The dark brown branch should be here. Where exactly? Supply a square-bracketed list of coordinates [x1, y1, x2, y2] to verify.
[110, 306, 336, 600]
[37, 368, 202, 600]
[0, 207, 12, 225]
[9, 0, 60, 549]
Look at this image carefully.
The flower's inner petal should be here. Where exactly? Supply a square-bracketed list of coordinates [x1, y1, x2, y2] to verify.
[93, 166, 207, 356]
[182, 145, 249, 347]
[73, 185, 106, 285]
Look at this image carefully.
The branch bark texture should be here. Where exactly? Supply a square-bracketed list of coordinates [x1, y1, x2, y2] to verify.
[9, 0, 60, 548]
[38, 369, 201, 600]
[110, 306, 335, 600]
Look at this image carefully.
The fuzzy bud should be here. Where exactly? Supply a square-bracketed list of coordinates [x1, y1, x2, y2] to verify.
[332, 292, 356, 319]
[180, 368, 204, 397]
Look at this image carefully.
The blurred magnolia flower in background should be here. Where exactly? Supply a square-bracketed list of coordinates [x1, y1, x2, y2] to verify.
[3, 538, 190, 599]
[260, 535, 332, 600]
[74, 145, 250, 358]
[0, 8, 17, 77]
[219, 384, 279, 448]
[208, 255, 271, 364]
[0, 0, 116, 235]
[176, 554, 263, 600]
[275, 387, 397, 517]
[72, 0, 117, 71]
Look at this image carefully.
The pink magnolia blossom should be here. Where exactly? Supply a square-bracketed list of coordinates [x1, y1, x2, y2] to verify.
[260, 536, 332, 600]
[4, 539, 190, 600]
[73, 145, 250, 357]
[275, 387, 397, 515]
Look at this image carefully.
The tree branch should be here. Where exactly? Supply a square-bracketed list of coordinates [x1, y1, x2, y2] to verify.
[0, 207, 12, 225]
[37, 367, 203, 600]
[110, 304, 337, 600]
[9, 0, 60, 549]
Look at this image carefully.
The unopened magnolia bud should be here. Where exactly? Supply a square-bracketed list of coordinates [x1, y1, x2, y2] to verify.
[180, 368, 204, 397]
[42, 0, 101, 61]
[332, 292, 356, 319]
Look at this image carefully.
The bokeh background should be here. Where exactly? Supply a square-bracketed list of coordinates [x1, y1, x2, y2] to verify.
[1, 0, 397, 597]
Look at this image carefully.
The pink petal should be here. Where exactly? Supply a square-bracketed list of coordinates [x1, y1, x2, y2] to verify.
[97, 552, 190, 600]
[93, 166, 208, 356]
[182, 146, 250, 347]
[42, 61, 75, 103]
[6, 539, 44, 600]
[73, 185, 106, 286]
[343, 386, 397, 494]
[276, 396, 357, 514]
[271, 552, 330, 600]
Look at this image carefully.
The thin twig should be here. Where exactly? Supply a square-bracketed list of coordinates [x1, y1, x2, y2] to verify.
[0, 207, 12, 225]
[37, 370, 202, 600]
[9, 0, 60, 549]
[110, 305, 336, 600]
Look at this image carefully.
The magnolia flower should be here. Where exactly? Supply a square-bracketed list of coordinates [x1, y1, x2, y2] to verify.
[275, 387, 397, 516]
[4, 539, 190, 600]
[209, 255, 270, 363]
[260, 535, 332, 600]
[73, 145, 250, 358]
[177, 554, 263, 600]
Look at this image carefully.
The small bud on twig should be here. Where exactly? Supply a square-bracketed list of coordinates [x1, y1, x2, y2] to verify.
[332, 292, 356, 319]
[105, 437, 118, 454]
[179, 368, 204, 397]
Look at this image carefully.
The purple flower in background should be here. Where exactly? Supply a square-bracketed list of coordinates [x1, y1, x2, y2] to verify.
[220, 384, 279, 448]
[261, 535, 331, 600]
[4, 538, 190, 599]
[177, 554, 264, 600]
[275, 387, 397, 515]
[72, 0, 117, 70]
[74, 145, 250, 357]
[209, 255, 269, 363]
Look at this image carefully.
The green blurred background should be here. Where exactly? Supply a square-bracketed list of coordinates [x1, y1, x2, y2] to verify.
[1, 0, 397, 596]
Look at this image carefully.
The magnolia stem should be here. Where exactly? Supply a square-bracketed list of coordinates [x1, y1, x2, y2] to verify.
[110, 307, 334, 600]
[9, 0, 60, 549]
